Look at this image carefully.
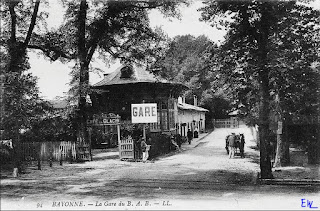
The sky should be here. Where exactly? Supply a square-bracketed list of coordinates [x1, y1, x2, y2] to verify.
[29, 0, 320, 100]
[29, 1, 226, 100]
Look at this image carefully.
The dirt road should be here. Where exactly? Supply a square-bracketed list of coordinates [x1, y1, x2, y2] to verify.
[1, 126, 319, 210]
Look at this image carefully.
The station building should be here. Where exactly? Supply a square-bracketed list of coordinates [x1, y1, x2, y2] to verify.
[89, 64, 208, 158]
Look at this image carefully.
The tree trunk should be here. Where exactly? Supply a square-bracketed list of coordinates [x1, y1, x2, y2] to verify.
[76, 0, 90, 161]
[0, 73, 5, 139]
[8, 2, 23, 173]
[282, 121, 290, 164]
[258, 79, 273, 178]
[7, 0, 41, 175]
[257, 3, 273, 179]
[274, 120, 290, 167]
[317, 126, 320, 164]
[307, 124, 319, 164]
[273, 121, 283, 168]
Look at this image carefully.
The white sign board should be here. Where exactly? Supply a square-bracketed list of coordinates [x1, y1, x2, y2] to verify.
[131, 103, 157, 123]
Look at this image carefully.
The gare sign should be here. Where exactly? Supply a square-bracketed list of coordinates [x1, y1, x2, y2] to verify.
[131, 103, 157, 123]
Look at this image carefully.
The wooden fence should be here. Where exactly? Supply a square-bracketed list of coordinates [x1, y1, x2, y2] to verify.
[17, 141, 77, 161]
[213, 118, 239, 128]
[119, 136, 134, 160]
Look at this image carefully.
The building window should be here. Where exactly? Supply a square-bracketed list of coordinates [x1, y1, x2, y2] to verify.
[120, 65, 134, 78]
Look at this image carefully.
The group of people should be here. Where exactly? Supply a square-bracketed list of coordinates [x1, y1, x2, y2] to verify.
[225, 133, 245, 159]
[138, 131, 245, 162]
[138, 128, 199, 162]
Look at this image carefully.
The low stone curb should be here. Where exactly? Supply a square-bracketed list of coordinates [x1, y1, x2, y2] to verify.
[194, 132, 212, 148]
[258, 178, 320, 186]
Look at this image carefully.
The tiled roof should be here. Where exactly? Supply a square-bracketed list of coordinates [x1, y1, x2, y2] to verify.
[92, 64, 181, 87]
[178, 103, 209, 112]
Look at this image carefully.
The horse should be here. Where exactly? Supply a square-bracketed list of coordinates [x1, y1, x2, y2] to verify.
[225, 134, 244, 157]
[234, 134, 241, 154]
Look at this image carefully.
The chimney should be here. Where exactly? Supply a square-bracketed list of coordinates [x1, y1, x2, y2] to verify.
[178, 96, 183, 104]
[104, 73, 109, 78]
[193, 95, 197, 106]
[182, 96, 186, 104]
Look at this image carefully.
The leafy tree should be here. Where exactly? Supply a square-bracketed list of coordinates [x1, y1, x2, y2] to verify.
[1, 0, 47, 171]
[200, 0, 320, 178]
[0, 0, 75, 172]
[269, 5, 320, 166]
[47, 0, 189, 154]
[151, 35, 231, 117]
[21, 115, 76, 143]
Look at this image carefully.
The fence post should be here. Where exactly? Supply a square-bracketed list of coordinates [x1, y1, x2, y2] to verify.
[37, 153, 41, 170]
[49, 143, 53, 167]
[68, 148, 73, 164]
[12, 167, 19, 177]
[59, 148, 63, 166]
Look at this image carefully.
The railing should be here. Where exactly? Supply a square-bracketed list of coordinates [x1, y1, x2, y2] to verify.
[17, 141, 77, 161]
[119, 136, 134, 160]
[213, 118, 239, 128]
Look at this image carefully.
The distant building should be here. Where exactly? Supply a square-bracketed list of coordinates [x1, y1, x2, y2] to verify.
[177, 96, 208, 137]
[48, 98, 76, 118]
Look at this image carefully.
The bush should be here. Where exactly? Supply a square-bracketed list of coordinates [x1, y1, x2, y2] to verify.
[0, 144, 13, 162]
[148, 133, 174, 159]
[21, 116, 76, 142]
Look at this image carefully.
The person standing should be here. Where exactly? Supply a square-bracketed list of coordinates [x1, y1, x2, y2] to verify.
[225, 134, 230, 154]
[187, 129, 193, 145]
[194, 127, 199, 138]
[228, 133, 236, 159]
[176, 134, 182, 149]
[240, 134, 245, 158]
[141, 138, 150, 162]
[135, 136, 143, 160]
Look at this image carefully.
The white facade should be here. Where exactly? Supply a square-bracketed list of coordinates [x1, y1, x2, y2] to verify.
[176, 97, 208, 137]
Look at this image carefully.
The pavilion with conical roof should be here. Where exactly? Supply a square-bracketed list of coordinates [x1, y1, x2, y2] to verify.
[89, 64, 188, 158]
[90, 64, 187, 130]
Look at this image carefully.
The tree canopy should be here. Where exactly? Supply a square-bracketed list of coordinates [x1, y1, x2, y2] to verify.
[199, 0, 320, 176]
[151, 34, 232, 120]
[0, 0, 52, 140]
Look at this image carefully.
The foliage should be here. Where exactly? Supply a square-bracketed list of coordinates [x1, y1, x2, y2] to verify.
[199, 0, 320, 169]
[21, 115, 76, 143]
[0, 0, 53, 141]
[45, 0, 188, 103]
[199, 0, 320, 177]
[148, 133, 173, 159]
[45, 0, 189, 149]
[200, 0, 320, 126]
[151, 34, 233, 120]
[201, 92, 232, 121]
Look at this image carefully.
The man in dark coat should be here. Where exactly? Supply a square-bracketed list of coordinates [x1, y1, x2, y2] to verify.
[187, 129, 193, 144]
[239, 134, 245, 158]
